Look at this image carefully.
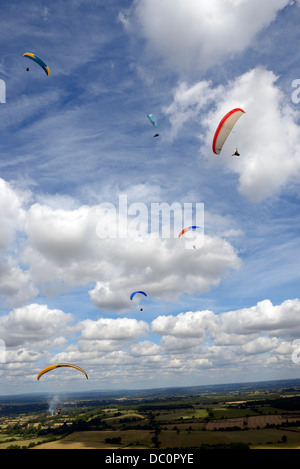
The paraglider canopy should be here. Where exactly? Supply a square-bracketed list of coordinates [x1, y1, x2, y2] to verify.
[147, 114, 159, 137]
[130, 291, 147, 300]
[37, 363, 88, 380]
[23, 52, 50, 76]
[147, 114, 157, 128]
[212, 108, 245, 155]
[178, 226, 201, 239]
[178, 225, 202, 250]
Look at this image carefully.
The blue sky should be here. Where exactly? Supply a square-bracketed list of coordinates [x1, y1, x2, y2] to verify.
[0, 0, 300, 396]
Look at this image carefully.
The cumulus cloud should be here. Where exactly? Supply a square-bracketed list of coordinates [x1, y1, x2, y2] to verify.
[164, 67, 300, 201]
[0, 260, 38, 307]
[149, 299, 300, 367]
[0, 180, 297, 386]
[0, 178, 241, 311]
[211, 299, 300, 344]
[0, 179, 36, 306]
[79, 317, 149, 341]
[89, 235, 241, 311]
[64, 299, 300, 384]
[241, 336, 279, 355]
[0, 179, 27, 249]
[129, 340, 161, 357]
[121, 0, 290, 72]
[5, 348, 44, 364]
[0, 303, 73, 348]
[151, 309, 214, 339]
[1, 298, 299, 388]
[0, 189, 235, 310]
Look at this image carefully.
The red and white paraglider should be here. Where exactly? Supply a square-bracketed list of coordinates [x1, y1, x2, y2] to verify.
[212, 108, 245, 156]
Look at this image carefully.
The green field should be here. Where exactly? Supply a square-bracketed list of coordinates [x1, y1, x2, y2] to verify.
[31, 427, 300, 450]
[2, 380, 300, 449]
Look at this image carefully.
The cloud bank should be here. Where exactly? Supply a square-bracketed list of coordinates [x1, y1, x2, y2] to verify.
[121, 0, 290, 72]
[164, 67, 300, 201]
[1, 298, 299, 390]
[0, 178, 241, 311]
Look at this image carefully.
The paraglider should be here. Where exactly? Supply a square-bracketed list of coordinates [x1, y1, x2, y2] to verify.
[178, 226, 201, 239]
[23, 52, 50, 76]
[130, 291, 147, 300]
[130, 291, 147, 311]
[212, 108, 245, 155]
[178, 226, 202, 250]
[147, 114, 159, 137]
[37, 363, 88, 380]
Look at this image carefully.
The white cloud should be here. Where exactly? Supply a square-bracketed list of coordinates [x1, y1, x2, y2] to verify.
[0, 179, 27, 249]
[89, 235, 241, 311]
[0, 303, 73, 348]
[241, 336, 279, 355]
[24, 203, 99, 264]
[5, 348, 44, 364]
[21, 202, 112, 292]
[164, 67, 300, 201]
[0, 179, 36, 306]
[163, 81, 222, 140]
[211, 299, 300, 343]
[0, 260, 38, 307]
[160, 335, 201, 352]
[151, 309, 214, 338]
[0, 179, 241, 310]
[1, 298, 298, 389]
[123, 0, 290, 72]
[129, 340, 161, 357]
[148, 299, 300, 375]
[79, 317, 149, 341]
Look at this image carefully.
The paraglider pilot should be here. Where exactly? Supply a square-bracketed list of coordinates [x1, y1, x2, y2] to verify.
[232, 148, 240, 156]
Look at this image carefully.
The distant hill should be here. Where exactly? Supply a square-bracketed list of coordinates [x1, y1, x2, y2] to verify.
[1, 377, 300, 404]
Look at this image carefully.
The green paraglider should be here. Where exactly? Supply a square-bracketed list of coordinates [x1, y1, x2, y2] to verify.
[147, 114, 159, 137]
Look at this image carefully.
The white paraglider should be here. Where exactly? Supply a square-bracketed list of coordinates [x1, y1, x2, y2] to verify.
[212, 108, 245, 155]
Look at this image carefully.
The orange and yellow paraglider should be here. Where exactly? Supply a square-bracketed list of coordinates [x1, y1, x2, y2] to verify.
[37, 363, 88, 380]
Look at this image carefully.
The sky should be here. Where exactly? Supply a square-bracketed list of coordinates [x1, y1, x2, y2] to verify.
[0, 0, 300, 396]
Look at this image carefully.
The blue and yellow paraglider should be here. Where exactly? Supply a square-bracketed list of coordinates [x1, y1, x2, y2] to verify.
[147, 114, 159, 137]
[130, 291, 147, 311]
[23, 52, 50, 76]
